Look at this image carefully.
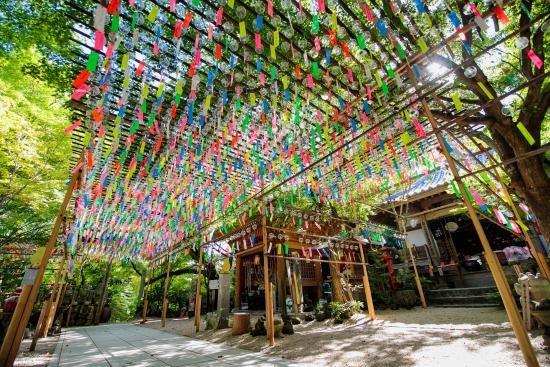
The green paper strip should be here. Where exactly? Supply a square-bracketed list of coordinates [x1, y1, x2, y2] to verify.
[477, 82, 494, 99]
[451, 92, 463, 111]
[111, 16, 119, 32]
[417, 37, 429, 53]
[147, 6, 159, 23]
[86, 52, 99, 72]
[357, 35, 366, 50]
[312, 15, 319, 34]
[312, 62, 318, 78]
[516, 122, 535, 145]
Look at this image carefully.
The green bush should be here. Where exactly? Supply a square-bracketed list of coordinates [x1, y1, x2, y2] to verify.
[328, 301, 364, 323]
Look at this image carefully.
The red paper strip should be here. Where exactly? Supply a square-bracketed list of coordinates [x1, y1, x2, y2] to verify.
[494, 6, 509, 25]
[106, 0, 119, 14]
[136, 61, 145, 76]
[72, 69, 91, 88]
[183, 13, 193, 28]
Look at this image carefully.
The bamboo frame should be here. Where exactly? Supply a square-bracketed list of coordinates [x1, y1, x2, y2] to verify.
[416, 79, 539, 367]
[0, 154, 81, 367]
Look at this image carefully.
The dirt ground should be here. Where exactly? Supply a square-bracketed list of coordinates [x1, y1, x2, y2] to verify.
[139, 307, 550, 367]
[14, 335, 59, 367]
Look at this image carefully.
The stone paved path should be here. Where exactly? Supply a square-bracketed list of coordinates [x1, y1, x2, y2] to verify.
[49, 324, 305, 367]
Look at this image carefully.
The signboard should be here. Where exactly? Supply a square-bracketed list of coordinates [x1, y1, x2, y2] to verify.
[21, 268, 39, 286]
[209, 279, 219, 290]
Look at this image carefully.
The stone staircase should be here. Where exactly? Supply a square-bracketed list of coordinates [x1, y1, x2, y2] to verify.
[427, 286, 500, 307]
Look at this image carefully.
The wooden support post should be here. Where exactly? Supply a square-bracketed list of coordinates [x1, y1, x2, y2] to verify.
[234, 255, 242, 310]
[142, 265, 152, 323]
[161, 250, 173, 328]
[29, 257, 66, 351]
[262, 203, 275, 346]
[94, 259, 112, 325]
[398, 219, 427, 308]
[358, 243, 376, 320]
[194, 247, 204, 332]
[0, 155, 81, 367]
[44, 263, 67, 337]
[418, 88, 539, 367]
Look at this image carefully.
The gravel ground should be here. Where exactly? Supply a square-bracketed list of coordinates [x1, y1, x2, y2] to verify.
[14, 335, 59, 367]
[139, 307, 550, 367]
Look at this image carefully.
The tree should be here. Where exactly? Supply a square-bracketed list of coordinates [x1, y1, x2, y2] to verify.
[0, 50, 72, 245]
[420, 1, 550, 240]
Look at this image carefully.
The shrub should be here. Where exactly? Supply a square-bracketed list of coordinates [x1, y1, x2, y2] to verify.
[329, 301, 364, 323]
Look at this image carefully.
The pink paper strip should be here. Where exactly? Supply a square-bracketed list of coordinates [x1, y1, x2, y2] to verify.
[71, 84, 90, 100]
[94, 30, 105, 51]
[528, 49, 543, 69]
[255, 33, 262, 49]
[267, 0, 273, 17]
[64, 120, 82, 134]
[71, 162, 84, 174]
[216, 8, 223, 26]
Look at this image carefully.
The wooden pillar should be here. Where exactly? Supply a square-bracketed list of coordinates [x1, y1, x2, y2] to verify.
[276, 256, 286, 312]
[94, 259, 112, 325]
[44, 263, 68, 337]
[0, 154, 81, 367]
[161, 251, 173, 328]
[262, 204, 275, 346]
[398, 219, 427, 308]
[142, 265, 152, 323]
[29, 257, 66, 351]
[417, 88, 539, 367]
[358, 243, 376, 320]
[234, 255, 242, 309]
[329, 254, 345, 303]
[194, 247, 204, 332]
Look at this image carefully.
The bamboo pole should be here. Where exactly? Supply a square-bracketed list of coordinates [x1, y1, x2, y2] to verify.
[161, 249, 173, 327]
[358, 243, 376, 320]
[0, 155, 81, 367]
[194, 247, 204, 332]
[417, 83, 539, 367]
[262, 202, 275, 346]
[397, 219, 427, 308]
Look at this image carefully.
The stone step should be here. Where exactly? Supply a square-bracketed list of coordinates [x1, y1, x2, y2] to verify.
[429, 295, 494, 305]
[427, 286, 497, 298]
[432, 303, 501, 308]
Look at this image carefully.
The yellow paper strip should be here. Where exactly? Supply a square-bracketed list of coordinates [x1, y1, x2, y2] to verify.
[516, 122, 535, 145]
[477, 82, 494, 99]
